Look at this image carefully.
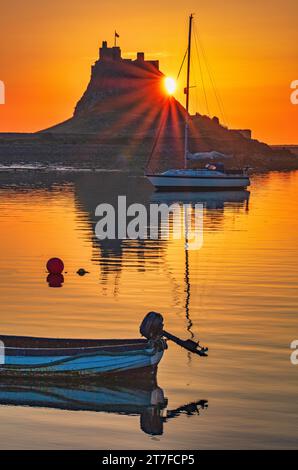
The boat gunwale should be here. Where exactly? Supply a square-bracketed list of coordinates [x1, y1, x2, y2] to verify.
[0, 335, 148, 348]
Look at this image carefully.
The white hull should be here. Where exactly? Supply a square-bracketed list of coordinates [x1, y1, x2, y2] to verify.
[147, 174, 250, 190]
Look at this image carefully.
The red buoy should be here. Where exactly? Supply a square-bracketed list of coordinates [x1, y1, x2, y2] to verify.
[46, 257, 64, 274]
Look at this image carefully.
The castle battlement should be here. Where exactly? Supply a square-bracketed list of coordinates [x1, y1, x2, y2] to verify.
[99, 41, 159, 70]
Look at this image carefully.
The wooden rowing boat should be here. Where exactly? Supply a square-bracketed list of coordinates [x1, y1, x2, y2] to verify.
[0, 336, 165, 378]
[0, 312, 207, 378]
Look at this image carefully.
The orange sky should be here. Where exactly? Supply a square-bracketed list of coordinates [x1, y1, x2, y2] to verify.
[0, 0, 297, 144]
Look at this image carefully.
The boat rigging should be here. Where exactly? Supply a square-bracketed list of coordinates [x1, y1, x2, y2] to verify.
[146, 14, 250, 191]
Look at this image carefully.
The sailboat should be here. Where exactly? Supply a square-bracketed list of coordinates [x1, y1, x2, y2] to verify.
[146, 14, 250, 191]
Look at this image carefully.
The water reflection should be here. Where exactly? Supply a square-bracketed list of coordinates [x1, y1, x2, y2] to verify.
[1, 170, 298, 448]
[72, 175, 251, 349]
[73, 175, 250, 288]
[0, 170, 250, 350]
[150, 190, 250, 209]
[47, 273, 64, 288]
[0, 171, 250, 265]
[0, 378, 207, 436]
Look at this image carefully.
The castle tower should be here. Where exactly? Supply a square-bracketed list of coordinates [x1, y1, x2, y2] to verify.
[99, 40, 121, 61]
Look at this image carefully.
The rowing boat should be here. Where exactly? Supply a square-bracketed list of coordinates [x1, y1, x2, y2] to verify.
[0, 312, 207, 378]
[0, 336, 165, 378]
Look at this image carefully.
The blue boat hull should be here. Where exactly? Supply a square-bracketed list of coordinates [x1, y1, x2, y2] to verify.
[0, 336, 165, 378]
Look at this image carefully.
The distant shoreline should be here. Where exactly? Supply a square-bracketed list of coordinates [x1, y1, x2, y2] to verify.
[0, 164, 297, 176]
[0, 132, 297, 174]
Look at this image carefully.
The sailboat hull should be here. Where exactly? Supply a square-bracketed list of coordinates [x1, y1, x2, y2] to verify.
[147, 174, 250, 191]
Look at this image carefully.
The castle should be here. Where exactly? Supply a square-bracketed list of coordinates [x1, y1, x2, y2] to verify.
[98, 40, 160, 71]
[73, 40, 164, 117]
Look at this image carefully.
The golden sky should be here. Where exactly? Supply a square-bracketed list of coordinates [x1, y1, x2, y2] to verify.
[0, 0, 297, 144]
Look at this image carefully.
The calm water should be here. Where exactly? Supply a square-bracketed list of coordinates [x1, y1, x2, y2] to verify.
[0, 170, 297, 449]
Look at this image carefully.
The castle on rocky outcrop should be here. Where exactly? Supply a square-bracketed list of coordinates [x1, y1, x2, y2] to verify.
[25, 38, 296, 172]
[73, 40, 164, 118]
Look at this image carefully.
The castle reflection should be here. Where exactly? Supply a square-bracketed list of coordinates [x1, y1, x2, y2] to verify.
[0, 170, 250, 343]
[72, 172, 250, 273]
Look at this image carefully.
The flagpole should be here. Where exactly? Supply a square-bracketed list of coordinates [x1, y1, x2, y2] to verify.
[114, 31, 120, 47]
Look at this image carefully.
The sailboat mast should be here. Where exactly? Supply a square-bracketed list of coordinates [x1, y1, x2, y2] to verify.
[184, 13, 193, 169]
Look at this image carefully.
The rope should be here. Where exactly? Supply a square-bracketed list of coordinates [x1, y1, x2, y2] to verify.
[194, 23, 228, 126]
[146, 48, 189, 171]
[146, 114, 166, 170]
[193, 30, 210, 116]
[176, 47, 188, 81]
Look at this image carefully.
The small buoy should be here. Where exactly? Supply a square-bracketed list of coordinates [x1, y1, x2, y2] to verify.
[46, 257, 64, 274]
[77, 268, 89, 276]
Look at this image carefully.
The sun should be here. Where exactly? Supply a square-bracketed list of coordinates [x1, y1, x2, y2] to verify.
[164, 77, 177, 95]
